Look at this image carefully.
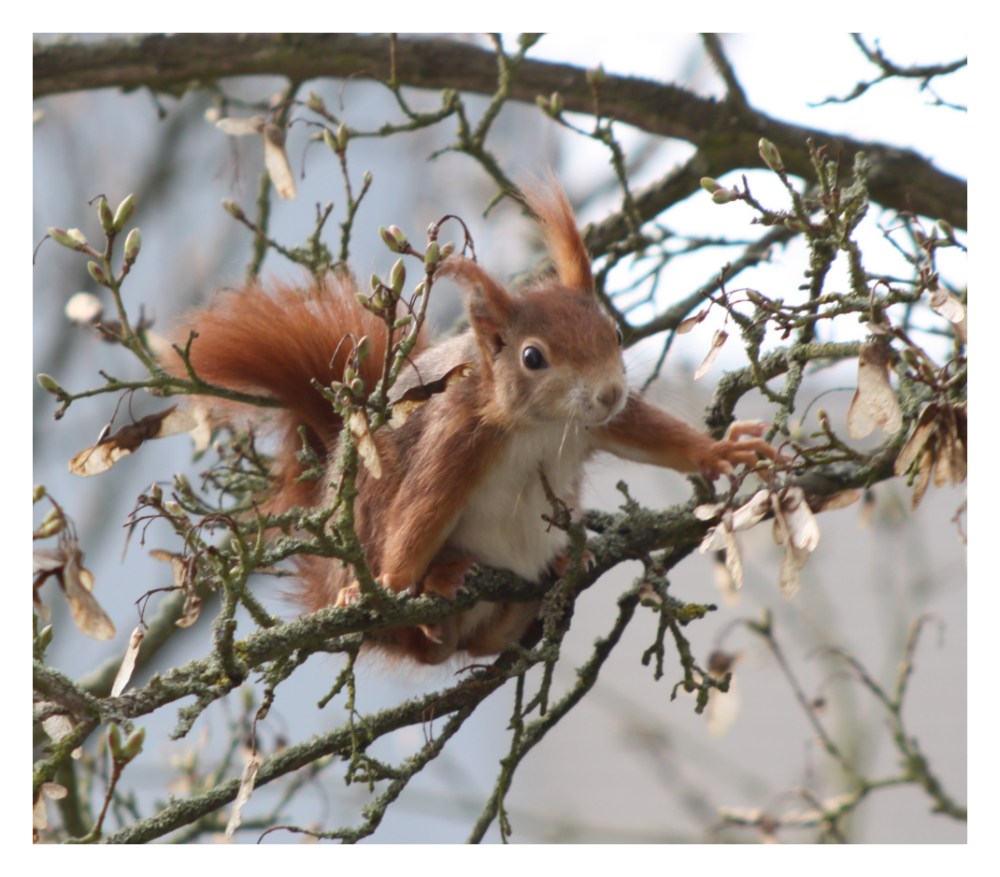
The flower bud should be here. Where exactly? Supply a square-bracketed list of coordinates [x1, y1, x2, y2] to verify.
[123, 727, 146, 760]
[306, 91, 326, 113]
[36, 373, 64, 395]
[355, 335, 371, 360]
[699, 177, 722, 193]
[711, 188, 740, 205]
[38, 624, 54, 652]
[423, 241, 440, 268]
[586, 65, 607, 86]
[86, 261, 108, 286]
[123, 228, 142, 264]
[107, 724, 124, 760]
[549, 91, 564, 115]
[439, 241, 456, 259]
[323, 127, 338, 152]
[222, 199, 246, 220]
[379, 225, 408, 253]
[758, 138, 784, 173]
[112, 193, 136, 232]
[33, 484, 46, 503]
[97, 197, 114, 233]
[48, 227, 88, 251]
[336, 122, 349, 150]
[389, 258, 406, 296]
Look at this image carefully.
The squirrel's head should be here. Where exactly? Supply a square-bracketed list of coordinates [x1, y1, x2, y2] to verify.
[443, 183, 628, 429]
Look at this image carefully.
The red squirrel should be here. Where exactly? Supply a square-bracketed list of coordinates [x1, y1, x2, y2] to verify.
[170, 184, 772, 664]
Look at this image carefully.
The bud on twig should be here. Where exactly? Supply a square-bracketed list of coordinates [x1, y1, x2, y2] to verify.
[379, 225, 408, 253]
[123, 228, 142, 264]
[306, 91, 326, 113]
[123, 727, 145, 760]
[711, 188, 741, 205]
[758, 138, 784, 173]
[86, 261, 108, 286]
[48, 227, 89, 251]
[97, 197, 114, 233]
[222, 199, 246, 221]
[107, 724, 124, 760]
[389, 258, 406, 297]
[37, 373, 65, 395]
[112, 194, 136, 232]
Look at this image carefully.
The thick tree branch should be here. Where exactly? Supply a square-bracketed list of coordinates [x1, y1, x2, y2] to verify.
[33, 33, 966, 229]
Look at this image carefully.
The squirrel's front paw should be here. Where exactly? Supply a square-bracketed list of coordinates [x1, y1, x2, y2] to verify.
[334, 581, 362, 607]
[421, 556, 476, 601]
[702, 421, 780, 479]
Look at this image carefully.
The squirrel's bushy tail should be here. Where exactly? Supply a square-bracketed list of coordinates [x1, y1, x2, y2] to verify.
[168, 276, 419, 511]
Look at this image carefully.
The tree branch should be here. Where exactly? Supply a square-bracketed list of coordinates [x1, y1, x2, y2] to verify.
[33, 34, 966, 229]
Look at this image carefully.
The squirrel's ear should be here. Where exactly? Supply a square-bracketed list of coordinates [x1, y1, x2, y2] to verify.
[520, 181, 592, 293]
[440, 258, 516, 357]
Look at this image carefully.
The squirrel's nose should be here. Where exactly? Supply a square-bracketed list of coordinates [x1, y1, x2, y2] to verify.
[597, 384, 624, 417]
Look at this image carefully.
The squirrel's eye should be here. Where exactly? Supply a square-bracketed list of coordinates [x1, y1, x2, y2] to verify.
[521, 345, 548, 370]
[614, 323, 624, 346]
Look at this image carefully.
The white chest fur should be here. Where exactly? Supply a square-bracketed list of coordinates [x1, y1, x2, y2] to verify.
[449, 423, 592, 581]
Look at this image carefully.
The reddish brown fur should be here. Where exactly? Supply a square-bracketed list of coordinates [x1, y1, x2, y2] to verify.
[168, 278, 415, 512]
[168, 184, 774, 666]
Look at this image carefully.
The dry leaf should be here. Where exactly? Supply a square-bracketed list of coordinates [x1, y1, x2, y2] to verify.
[111, 625, 145, 697]
[676, 308, 708, 334]
[151, 549, 203, 628]
[225, 752, 262, 840]
[928, 285, 966, 327]
[721, 522, 744, 591]
[779, 542, 811, 597]
[215, 115, 266, 136]
[390, 362, 474, 428]
[706, 651, 740, 737]
[780, 487, 820, 552]
[188, 403, 214, 455]
[347, 410, 382, 479]
[699, 513, 743, 589]
[69, 407, 197, 476]
[693, 329, 728, 380]
[694, 502, 724, 522]
[62, 548, 116, 640]
[33, 782, 68, 832]
[262, 124, 297, 199]
[731, 489, 772, 531]
[711, 551, 741, 607]
[39, 707, 82, 760]
[216, 115, 295, 199]
[894, 402, 967, 508]
[771, 487, 819, 597]
[847, 339, 903, 439]
[894, 404, 938, 477]
[812, 490, 862, 513]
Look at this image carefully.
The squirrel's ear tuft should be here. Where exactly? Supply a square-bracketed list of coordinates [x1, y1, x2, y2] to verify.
[520, 180, 592, 293]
